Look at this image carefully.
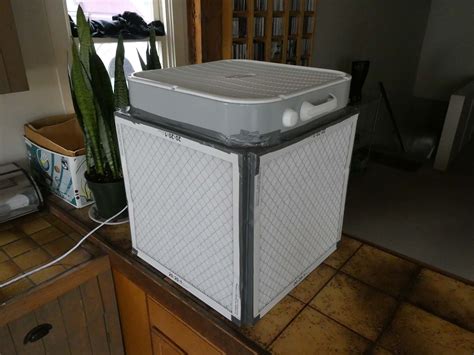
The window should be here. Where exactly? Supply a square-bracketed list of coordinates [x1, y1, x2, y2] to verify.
[43, 0, 188, 114]
[66, 0, 167, 77]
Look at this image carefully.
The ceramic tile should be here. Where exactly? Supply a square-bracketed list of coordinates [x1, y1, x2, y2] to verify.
[18, 217, 50, 235]
[408, 269, 474, 332]
[43, 236, 75, 257]
[290, 264, 337, 303]
[379, 303, 474, 354]
[13, 248, 50, 271]
[323, 236, 361, 269]
[0, 250, 8, 263]
[28, 265, 66, 285]
[342, 245, 418, 297]
[0, 278, 34, 301]
[0, 260, 21, 282]
[30, 226, 64, 245]
[0, 222, 14, 232]
[61, 249, 92, 268]
[311, 273, 397, 341]
[270, 307, 370, 354]
[2, 238, 38, 258]
[371, 345, 393, 355]
[41, 213, 59, 224]
[0, 230, 22, 246]
[242, 295, 305, 347]
[51, 219, 74, 234]
[68, 231, 82, 242]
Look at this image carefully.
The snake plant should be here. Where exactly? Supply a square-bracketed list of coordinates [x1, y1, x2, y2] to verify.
[69, 5, 129, 183]
[137, 27, 162, 70]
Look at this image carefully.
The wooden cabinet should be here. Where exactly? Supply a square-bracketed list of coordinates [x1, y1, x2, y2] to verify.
[113, 269, 226, 355]
[148, 296, 224, 355]
[151, 327, 186, 355]
[0, 0, 28, 94]
[0, 256, 124, 355]
[113, 269, 153, 355]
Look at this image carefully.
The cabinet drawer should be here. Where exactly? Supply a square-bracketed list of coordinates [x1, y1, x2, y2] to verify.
[147, 296, 223, 355]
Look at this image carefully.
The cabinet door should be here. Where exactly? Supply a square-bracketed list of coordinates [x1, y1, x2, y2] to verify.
[151, 327, 186, 355]
[113, 270, 153, 355]
[147, 296, 224, 355]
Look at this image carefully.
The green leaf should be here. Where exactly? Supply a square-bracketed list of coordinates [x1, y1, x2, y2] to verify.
[70, 40, 103, 175]
[146, 44, 151, 70]
[114, 34, 130, 109]
[90, 52, 114, 122]
[149, 28, 162, 69]
[137, 49, 147, 71]
[68, 69, 94, 170]
[76, 5, 95, 73]
[89, 50, 121, 177]
[96, 103, 119, 179]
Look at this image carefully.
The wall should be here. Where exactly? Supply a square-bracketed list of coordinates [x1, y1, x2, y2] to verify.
[0, 0, 69, 165]
[311, 0, 432, 144]
[312, 0, 431, 98]
[414, 0, 474, 101]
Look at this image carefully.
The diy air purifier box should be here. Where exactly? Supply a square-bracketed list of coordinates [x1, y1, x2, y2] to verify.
[24, 114, 93, 208]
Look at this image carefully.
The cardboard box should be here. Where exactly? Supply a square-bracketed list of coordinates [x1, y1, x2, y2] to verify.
[24, 114, 94, 208]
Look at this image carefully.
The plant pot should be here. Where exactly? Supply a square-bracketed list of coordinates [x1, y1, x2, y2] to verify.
[86, 177, 127, 220]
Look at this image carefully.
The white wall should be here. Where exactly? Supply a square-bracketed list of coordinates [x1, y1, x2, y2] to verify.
[312, 0, 431, 98]
[414, 0, 474, 101]
[0, 0, 69, 165]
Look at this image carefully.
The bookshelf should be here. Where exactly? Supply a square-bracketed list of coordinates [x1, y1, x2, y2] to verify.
[188, 0, 317, 66]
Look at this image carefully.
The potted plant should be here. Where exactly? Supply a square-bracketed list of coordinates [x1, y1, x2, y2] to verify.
[137, 27, 162, 70]
[69, 6, 129, 219]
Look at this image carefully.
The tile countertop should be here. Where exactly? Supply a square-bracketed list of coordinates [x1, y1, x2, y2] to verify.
[0, 211, 96, 303]
[28, 195, 474, 354]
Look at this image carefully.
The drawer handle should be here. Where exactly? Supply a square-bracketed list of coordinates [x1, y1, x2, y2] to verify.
[23, 323, 52, 344]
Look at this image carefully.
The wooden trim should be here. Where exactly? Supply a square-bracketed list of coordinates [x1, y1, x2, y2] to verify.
[264, 0, 273, 61]
[295, 0, 304, 65]
[187, 0, 199, 63]
[280, 0, 290, 62]
[222, 0, 233, 59]
[247, 0, 255, 59]
[47, 199, 266, 355]
[0, 0, 28, 93]
[0, 256, 110, 326]
[308, 0, 317, 66]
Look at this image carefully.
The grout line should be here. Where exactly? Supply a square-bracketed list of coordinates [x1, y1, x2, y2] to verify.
[332, 241, 474, 332]
[337, 269, 407, 301]
[265, 241, 362, 349]
[312, 308, 376, 344]
[368, 265, 423, 352]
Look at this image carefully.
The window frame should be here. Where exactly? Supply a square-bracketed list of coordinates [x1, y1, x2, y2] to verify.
[44, 0, 188, 112]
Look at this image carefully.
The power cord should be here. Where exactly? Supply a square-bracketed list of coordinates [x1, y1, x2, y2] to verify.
[0, 205, 128, 289]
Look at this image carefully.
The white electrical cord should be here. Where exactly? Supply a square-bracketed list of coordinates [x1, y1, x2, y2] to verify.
[0, 205, 128, 289]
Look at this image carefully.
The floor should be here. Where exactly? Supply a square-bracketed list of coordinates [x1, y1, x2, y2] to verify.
[343, 161, 474, 282]
[243, 236, 474, 354]
[0, 212, 92, 302]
